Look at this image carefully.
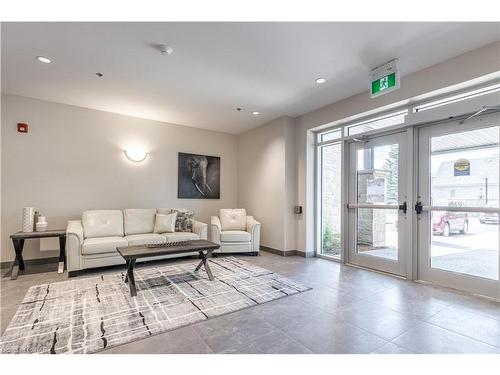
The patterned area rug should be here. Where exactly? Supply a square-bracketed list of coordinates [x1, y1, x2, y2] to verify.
[0, 257, 311, 354]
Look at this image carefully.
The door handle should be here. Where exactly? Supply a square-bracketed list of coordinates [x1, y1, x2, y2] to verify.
[399, 201, 407, 214]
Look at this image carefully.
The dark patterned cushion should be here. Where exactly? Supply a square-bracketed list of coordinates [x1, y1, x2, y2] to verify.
[170, 209, 194, 232]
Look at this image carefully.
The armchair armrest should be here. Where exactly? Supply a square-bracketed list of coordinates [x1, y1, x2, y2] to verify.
[246, 216, 261, 252]
[192, 219, 208, 240]
[66, 220, 84, 273]
[211, 216, 222, 244]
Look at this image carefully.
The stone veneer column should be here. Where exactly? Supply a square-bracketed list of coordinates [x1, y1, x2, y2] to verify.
[357, 170, 388, 250]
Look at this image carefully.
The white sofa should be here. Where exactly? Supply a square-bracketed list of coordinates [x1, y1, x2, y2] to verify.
[66, 208, 207, 275]
[211, 209, 260, 255]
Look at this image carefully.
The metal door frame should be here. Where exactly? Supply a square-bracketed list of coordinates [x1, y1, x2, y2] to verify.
[347, 129, 411, 277]
[415, 112, 500, 299]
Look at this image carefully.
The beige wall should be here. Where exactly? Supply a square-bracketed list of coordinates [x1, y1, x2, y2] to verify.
[237, 117, 296, 252]
[295, 41, 500, 254]
[1, 94, 238, 262]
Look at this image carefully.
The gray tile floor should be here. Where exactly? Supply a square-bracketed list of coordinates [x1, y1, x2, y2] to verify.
[1, 251, 499, 354]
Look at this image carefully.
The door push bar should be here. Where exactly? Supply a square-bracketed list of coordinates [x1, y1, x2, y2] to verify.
[347, 202, 407, 213]
[414, 201, 500, 214]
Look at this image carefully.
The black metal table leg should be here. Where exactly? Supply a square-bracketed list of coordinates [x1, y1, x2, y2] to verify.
[126, 259, 137, 297]
[11, 239, 25, 280]
[195, 250, 214, 281]
[58, 235, 66, 274]
[194, 252, 204, 272]
[124, 259, 130, 283]
[18, 239, 25, 270]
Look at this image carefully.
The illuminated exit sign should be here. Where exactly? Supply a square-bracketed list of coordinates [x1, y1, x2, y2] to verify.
[370, 59, 400, 98]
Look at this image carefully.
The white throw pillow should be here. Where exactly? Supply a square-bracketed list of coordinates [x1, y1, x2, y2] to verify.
[153, 212, 177, 233]
[219, 208, 247, 231]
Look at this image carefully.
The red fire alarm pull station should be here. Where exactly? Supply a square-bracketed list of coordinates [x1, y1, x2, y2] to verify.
[17, 123, 28, 133]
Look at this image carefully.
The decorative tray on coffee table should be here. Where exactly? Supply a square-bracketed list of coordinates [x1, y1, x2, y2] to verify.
[145, 240, 192, 248]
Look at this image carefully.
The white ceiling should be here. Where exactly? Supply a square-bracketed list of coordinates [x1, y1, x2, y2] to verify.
[2, 22, 499, 134]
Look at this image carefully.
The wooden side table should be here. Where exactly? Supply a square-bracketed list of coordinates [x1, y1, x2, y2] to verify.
[9, 230, 66, 280]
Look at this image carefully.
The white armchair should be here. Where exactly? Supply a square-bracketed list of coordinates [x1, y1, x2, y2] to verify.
[211, 209, 260, 255]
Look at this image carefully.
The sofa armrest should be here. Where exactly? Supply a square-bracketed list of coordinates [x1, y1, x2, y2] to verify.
[246, 216, 261, 251]
[192, 219, 208, 240]
[211, 216, 221, 244]
[66, 220, 84, 273]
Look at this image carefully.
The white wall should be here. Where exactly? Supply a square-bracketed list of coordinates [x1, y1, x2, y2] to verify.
[237, 117, 296, 252]
[1, 94, 238, 262]
[295, 41, 500, 255]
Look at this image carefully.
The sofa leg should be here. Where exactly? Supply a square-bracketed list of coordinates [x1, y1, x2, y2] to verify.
[251, 252, 259, 256]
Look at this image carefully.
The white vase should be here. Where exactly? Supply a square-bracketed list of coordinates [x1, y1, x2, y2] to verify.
[22, 207, 35, 232]
[36, 216, 48, 232]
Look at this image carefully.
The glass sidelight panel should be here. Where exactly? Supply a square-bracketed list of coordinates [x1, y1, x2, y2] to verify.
[320, 143, 342, 258]
[429, 126, 499, 280]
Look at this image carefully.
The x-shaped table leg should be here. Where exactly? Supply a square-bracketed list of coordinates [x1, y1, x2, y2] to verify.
[195, 249, 214, 281]
[124, 259, 137, 297]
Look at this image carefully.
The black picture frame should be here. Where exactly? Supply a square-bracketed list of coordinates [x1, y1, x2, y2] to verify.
[177, 152, 221, 199]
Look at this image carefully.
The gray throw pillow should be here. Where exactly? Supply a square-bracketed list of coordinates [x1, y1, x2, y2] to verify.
[170, 209, 194, 232]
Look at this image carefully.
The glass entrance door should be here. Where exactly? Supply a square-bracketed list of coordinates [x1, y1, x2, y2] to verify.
[347, 131, 409, 276]
[417, 112, 500, 299]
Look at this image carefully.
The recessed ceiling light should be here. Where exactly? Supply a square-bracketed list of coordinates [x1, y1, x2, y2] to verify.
[252, 111, 260, 115]
[36, 56, 52, 64]
[315, 78, 326, 84]
[158, 44, 173, 55]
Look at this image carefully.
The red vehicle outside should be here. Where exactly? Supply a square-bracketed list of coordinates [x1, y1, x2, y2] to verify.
[432, 211, 468, 236]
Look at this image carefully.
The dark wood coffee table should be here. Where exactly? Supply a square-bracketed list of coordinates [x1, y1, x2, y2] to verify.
[116, 239, 220, 297]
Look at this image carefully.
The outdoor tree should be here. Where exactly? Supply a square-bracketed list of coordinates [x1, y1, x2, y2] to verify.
[384, 144, 399, 204]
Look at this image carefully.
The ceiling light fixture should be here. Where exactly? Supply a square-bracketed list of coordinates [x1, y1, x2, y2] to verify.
[252, 111, 260, 115]
[315, 78, 326, 84]
[36, 56, 52, 64]
[158, 44, 174, 55]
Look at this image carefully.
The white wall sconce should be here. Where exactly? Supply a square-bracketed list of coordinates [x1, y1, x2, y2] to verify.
[124, 148, 149, 163]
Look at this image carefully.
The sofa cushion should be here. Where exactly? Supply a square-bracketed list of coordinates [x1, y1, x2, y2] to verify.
[153, 212, 177, 233]
[124, 209, 156, 235]
[163, 232, 199, 242]
[220, 230, 251, 242]
[219, 209, 246, 231]
[125, 233, 166, 247]
[81, 236, 127, 255]
[82, 210, 124, 238]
